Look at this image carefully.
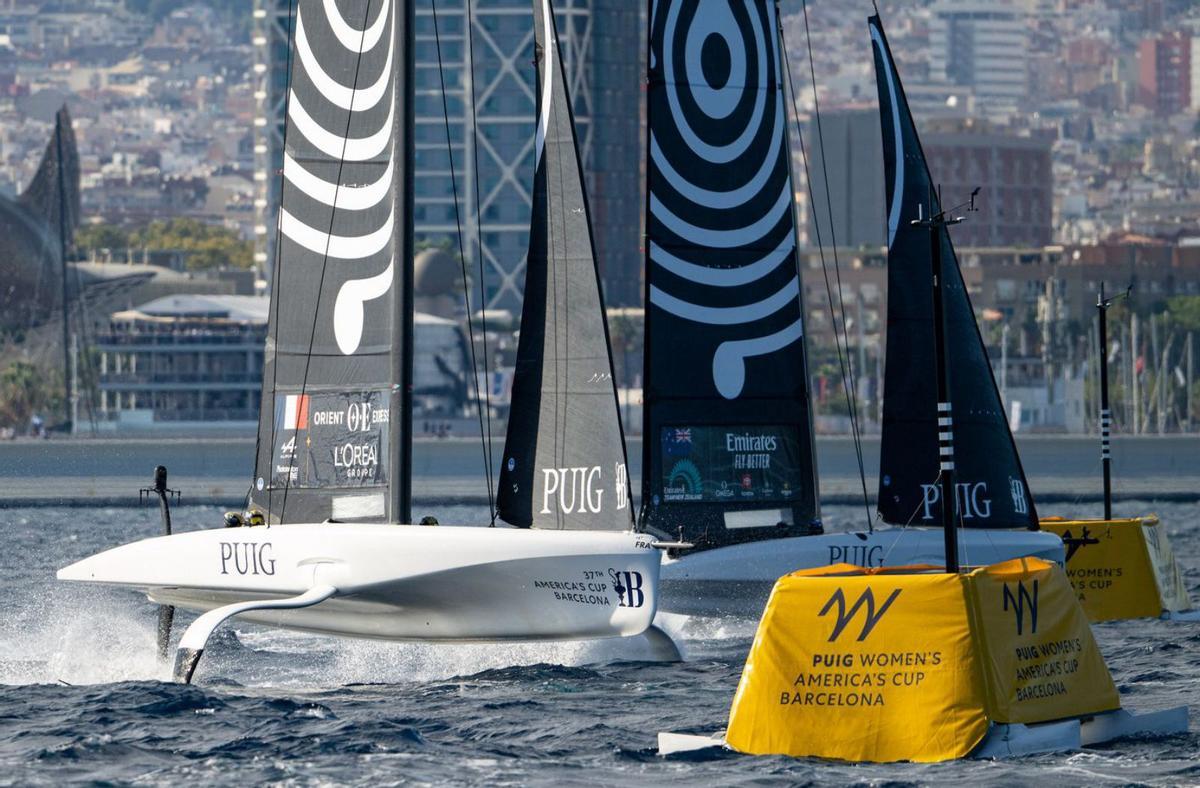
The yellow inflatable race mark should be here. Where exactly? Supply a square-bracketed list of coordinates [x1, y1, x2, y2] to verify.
[725, 559, 1120, 763]
[725, 564, 989, 762]
[1142, 517, 1194, 613]
[1041, 516, 1194, 621]
[965, 558, 1119, 723]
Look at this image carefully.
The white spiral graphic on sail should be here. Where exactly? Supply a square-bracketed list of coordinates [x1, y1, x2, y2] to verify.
[648, 0, 803, 399]
[333, 257, 394, 355]
[281, 0, 395, 356]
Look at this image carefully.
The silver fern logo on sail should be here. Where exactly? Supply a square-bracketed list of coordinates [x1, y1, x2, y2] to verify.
[280, 0, 396, 356]
[648, 0, 803, 400]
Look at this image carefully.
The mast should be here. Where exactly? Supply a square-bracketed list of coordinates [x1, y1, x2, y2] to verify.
[911, 188, 972, 574]
[55, 114, 71, 428]
[1000, 322, 1008, 409]
[1095, 283, 1128, 521]
[393, 0, 414, 524]
[1131, 312, 1140, 434]
[776, 6, 822, 527]
[1098, 283, 1112, 520]
[1188, 331, 1194, 434]
[931, 206, 956, 573]
[70, 333, 79, 434]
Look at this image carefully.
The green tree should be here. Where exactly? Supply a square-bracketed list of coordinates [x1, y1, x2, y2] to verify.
[0, 361, 61, 430]
[130, 218, 254, 271]
[75, 223, 130, 250]
[75, 219, 254, 270]
[1167, 295, 1200, 333]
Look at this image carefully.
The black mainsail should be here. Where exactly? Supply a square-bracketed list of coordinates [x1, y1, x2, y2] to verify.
[641, 0, 819, 548]
[496, 0, 632, 531]
[251, 0, 413, 525]
[869, 15, 1036, 529]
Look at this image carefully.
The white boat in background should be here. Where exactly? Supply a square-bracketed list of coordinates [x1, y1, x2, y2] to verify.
[58, 0, 669, 682]
[638, 0, 1061, 617]
[659, 528, 1062, 618]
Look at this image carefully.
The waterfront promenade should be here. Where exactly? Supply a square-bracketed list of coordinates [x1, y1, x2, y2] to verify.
[1, 435, 1197, 507]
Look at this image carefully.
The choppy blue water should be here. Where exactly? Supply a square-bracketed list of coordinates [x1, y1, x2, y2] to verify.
[1, 501, 1199, 785]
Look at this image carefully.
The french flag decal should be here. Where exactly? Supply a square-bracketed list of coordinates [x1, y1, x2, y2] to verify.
[282, 394, 310, 430]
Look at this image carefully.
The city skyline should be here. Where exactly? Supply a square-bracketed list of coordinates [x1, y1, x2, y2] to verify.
[0, 2, 1196, 300]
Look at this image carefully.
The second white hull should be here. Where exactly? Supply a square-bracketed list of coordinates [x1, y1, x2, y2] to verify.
[659, 527, 1065, 617]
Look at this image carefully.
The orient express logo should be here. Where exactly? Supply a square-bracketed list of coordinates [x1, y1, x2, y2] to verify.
[1003, 579, 1039, 635]
[818, 587, 902, 642]
[1060, 527, 1101, 563]
[609, 569, 645, 608]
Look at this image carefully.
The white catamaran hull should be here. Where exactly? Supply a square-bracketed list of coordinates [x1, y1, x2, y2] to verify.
[58, 524, 661, 641]
[659, 527, 1065, 617]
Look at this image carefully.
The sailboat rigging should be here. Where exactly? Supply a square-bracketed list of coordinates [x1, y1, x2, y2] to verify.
[908, 186, 982, 573]
[58, 0, 666, 683]
[641, 0, 821, 547]
[497, 0, 634, 533]
[254, 0, 410, 526]
[656, 17, 1184, 765]
[871, 18, 1038, 534]
[1095, 283, 1131, 519]
[1039, 283, 1197, 621]
[651, 4, 1063, 618]
[429, 0, 496, 516]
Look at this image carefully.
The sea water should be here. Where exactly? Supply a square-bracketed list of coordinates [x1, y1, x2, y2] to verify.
[0, 502, 1197, 785]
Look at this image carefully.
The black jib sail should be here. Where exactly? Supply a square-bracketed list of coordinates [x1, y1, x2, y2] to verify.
[496, 0, 633, 531]
[641, 0, 819, 548]
[869, 15, 1037, 529]
[20, 106, 81, 251]
[251, 0, 413, 525]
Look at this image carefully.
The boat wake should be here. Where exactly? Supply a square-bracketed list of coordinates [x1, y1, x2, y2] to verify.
[0, 583, 164, 686]
[0, 581, 702, 688]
